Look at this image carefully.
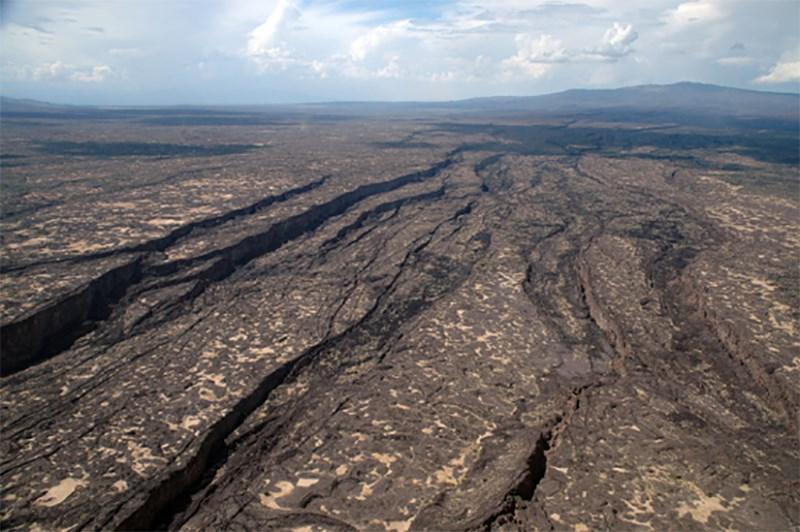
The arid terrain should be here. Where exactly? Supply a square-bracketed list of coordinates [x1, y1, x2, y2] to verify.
[1, 84, 798, 531]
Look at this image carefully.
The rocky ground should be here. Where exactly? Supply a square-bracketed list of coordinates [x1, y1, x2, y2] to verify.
[1, 103, 798, 531]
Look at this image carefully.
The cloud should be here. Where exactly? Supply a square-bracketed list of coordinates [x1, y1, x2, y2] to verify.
[1, 0, 798, 103]
[108, 47, 145, 57]
[503, 33, 568, 78]
[247, 0, 294, 55]
[31, 61, 69, 80]
[246, 0, 299, 68]
[592, 22, 638, 59]
[70, 65, 112, 82]
[504, 22, 638, 77]
[754, 58, 800, 84]
[17, 23, 53, 35]
[13, 61, 113, 83]
[309, 60, 328, 78]
[717, 56, 754, 66]
[377, 56, 403, 79]
[518, 2, 605, 18]
[517, 33, 569, 63]
[663, 0, 725, 30]
[349, 20, 412, 62]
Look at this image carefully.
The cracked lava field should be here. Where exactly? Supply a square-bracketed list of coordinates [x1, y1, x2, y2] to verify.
[1, 85, 798, 531]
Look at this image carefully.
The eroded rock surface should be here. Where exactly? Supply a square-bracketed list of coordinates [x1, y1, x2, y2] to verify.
[1, 99, 798, 531]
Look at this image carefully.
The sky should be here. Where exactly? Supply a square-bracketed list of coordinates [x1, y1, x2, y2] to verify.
[1, 0, 798, 104]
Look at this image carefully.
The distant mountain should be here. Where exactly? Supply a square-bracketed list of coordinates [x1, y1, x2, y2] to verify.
[450, 82, 799, 119]
[285, 82, 799, 121]
[2, 83, 798, 124]
[0, 96, 86, 112]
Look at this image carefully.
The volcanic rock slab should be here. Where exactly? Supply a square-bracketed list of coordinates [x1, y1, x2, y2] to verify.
[1, 98, 798, 531]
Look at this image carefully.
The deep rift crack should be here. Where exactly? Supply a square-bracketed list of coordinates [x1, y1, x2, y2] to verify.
[112, 193, 478, 531]
[169, 196, 485, 531]
[481, 384, 599, 531]
[1, 159, 455, 377]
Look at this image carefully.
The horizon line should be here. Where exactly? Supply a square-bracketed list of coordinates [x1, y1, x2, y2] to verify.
[2, 81, 799, 109]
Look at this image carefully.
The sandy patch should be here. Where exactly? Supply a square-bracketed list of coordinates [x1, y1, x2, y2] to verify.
[35, 477, 88, 507]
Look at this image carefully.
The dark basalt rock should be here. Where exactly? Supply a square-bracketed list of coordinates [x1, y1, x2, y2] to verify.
[1, 100, 797, 531]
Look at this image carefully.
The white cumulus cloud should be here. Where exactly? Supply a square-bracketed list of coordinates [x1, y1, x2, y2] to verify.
[664, 0, 725, 30]
[349, 20, 413, 62]
[504, 22, 638, 78]
[754, 58, 800, 84]
[31, 61, 69, 81]
[16, 62, 113, 83]
[594, 22, 638, 59]
[503, 33, 567, 78]
[246, 0, 300, 70]
[70, 65, 112, 83]
[247, 0, 295, 56]
[514, 34, 569, 63]
[377, 56, 403, 79]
